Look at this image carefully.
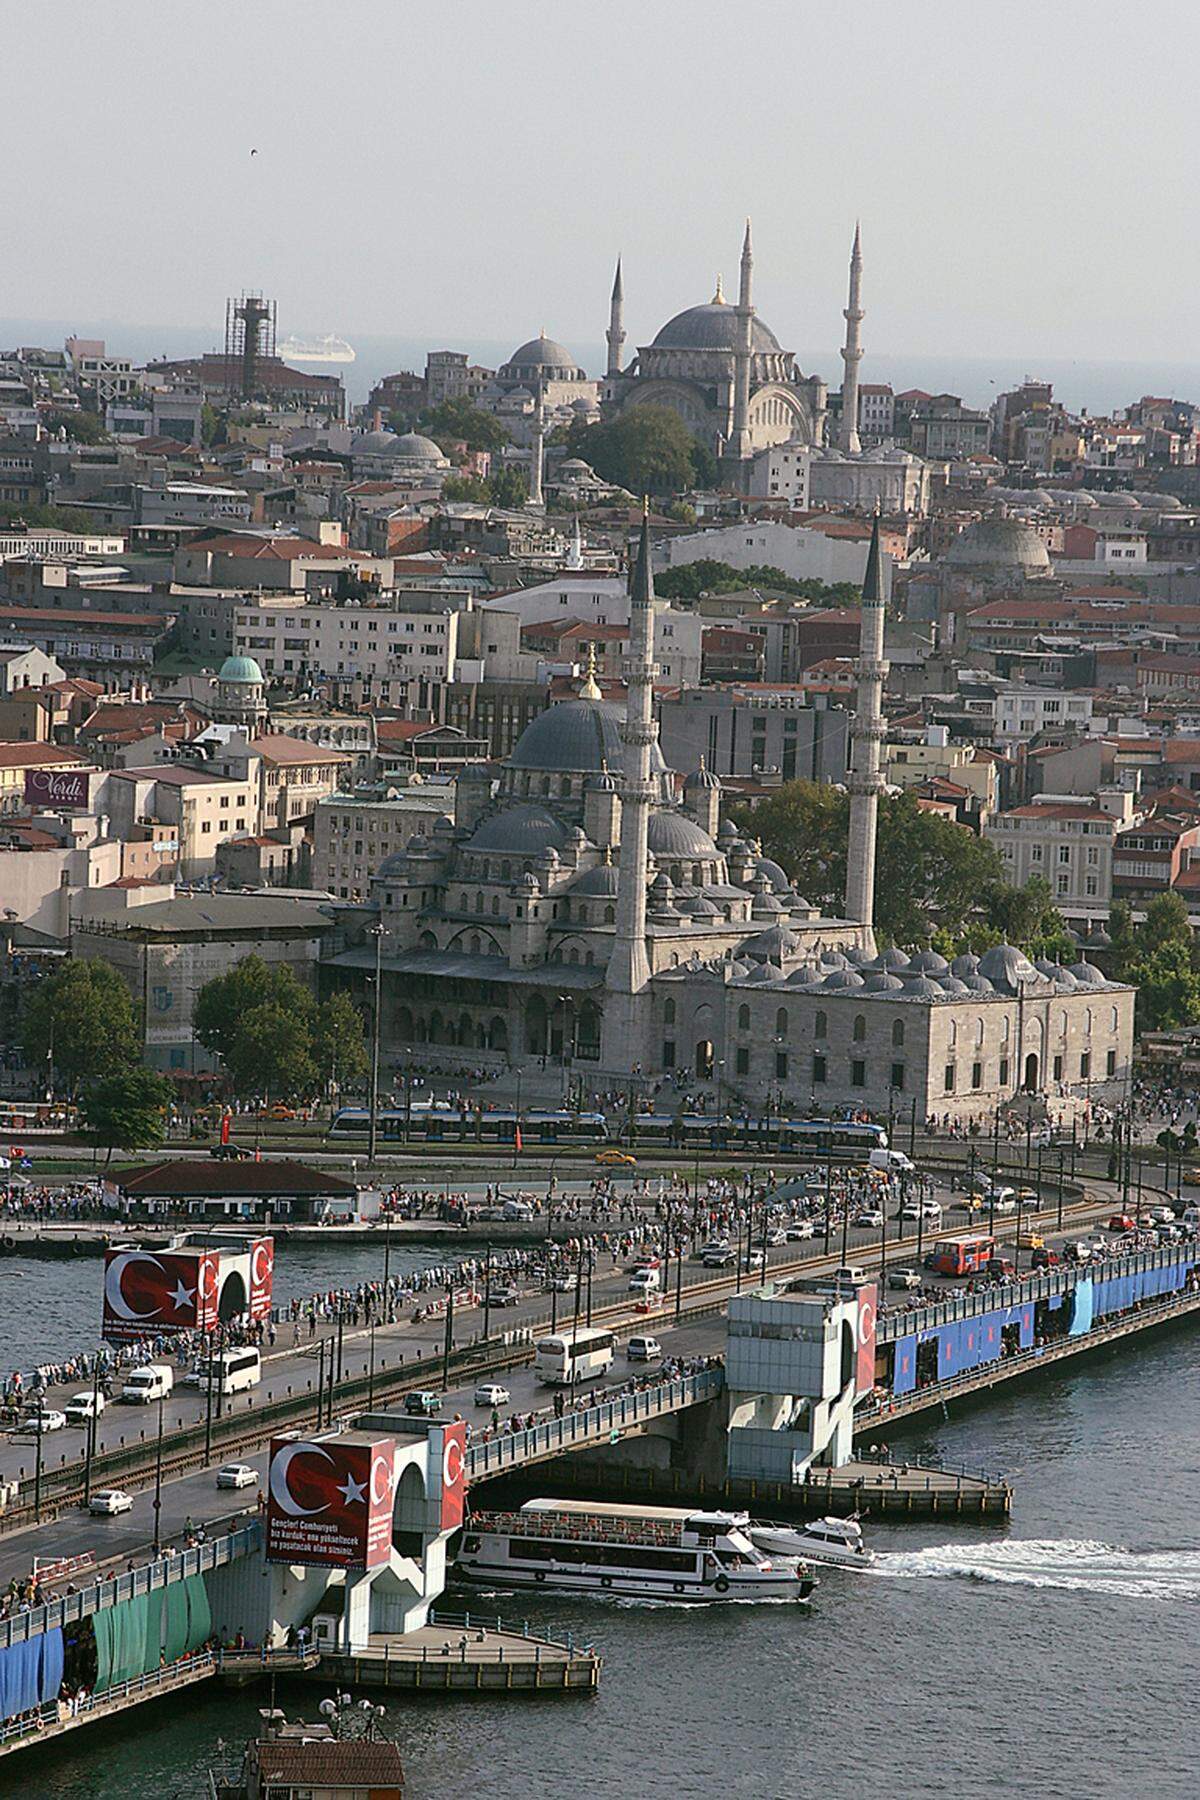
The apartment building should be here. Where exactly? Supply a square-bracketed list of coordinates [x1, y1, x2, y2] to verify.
[233, 596, 462, 691]
[984, 795, 1129, 923]
[102, 764, 255, 879]
[313, 782, 456, 900]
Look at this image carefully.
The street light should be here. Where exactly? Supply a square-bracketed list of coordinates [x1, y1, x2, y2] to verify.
[152, 1391, 165, 1553]
[367, 922, 384, 1169]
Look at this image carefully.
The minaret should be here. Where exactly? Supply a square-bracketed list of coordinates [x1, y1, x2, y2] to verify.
[528, 385, 544, 508]
[838, 223, 864, 454]
[600, 502, 658, 1074]
[606, 257, 625, 378]
[730, 218, 754, 463]
[565, 511, 584, 570]
[844, 511, 887, 932]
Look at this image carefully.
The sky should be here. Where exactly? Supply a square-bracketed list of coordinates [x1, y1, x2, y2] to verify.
[3, 0, 1199, 389]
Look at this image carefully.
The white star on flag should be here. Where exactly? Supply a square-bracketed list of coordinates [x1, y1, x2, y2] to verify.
[336, 1471, 367, 1507]
[170, 1281, 195, 1312]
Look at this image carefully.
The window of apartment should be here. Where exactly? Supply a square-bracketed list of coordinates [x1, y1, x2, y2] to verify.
[201, 821, 211, 834]
[944, 1064, 956, 1093]
[1031, 844, 1043, 862]
[1057, 874, 1069, 895]
[1058, 844, 1071, 863]
[850, 1059, 866, 1087]
[1080, 1050, 1092, 1080]
[999, 1057, 1010, 1087]
[971, 1061, 983, 1090]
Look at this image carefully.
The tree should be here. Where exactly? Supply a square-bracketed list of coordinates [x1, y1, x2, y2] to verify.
[195, 957, 317, 1098]
[418, 399, 509, 454]
[80, 1066, 173, 1166]
[733, 783, 1006, 947]
[981, 875, 1074, 961]
[314, 992, 370, 1094]
[442, 474, 491, 504]
[200, 403, 227, 447]
[488, 466, 528, 509]
[23, 959, 139, 1097]
[1106, 889, 1200, 1031]
[568, 406, 703, 497]
[44, 407, 106, 444]
[0, 500, 98, 533]
[224, 1001, 317, 1102]
[654, 558, 861, 604]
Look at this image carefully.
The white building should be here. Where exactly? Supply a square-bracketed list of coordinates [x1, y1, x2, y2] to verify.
[993, 686, 1094, 744]
[984, 793, 1131, 922]
[234, 597, 463, 689]
[857, 383, 895, 445]
[747, 440, 811, 505]
[0, 641, 65, 693]
[313, 781, 457, 901]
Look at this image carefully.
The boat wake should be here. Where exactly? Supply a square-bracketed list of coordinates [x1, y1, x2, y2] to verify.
[873, 1539, 1200, 1600]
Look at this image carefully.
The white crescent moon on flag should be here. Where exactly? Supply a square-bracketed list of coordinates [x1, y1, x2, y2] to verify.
[370, 1453, 393, 1507]
[270, 1441, 334, 1517]
[252, 1241, 272, 1287]
[443, 1432, 464, 1491]
[858, 1297, 876, 1347]
[104, 1252, 163, 1322]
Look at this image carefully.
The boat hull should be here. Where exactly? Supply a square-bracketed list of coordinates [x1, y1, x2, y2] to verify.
[453, 1564, 811, 1602]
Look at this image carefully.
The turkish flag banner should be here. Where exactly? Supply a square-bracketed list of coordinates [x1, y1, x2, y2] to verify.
[103, 1248, 218, 1340]
[855, 1281, 878, 1396]
[437, 1420, 468, 1530]
[220, 1112, 231, 1146]
[249, 1236, 275, 1320]
[266, 1433, 396, 1569]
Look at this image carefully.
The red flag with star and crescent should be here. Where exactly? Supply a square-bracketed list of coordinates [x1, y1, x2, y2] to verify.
[266, 1433, 396, 1568]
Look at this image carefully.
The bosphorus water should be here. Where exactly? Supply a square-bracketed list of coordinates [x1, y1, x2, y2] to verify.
[11, 1251, 1199, 1799]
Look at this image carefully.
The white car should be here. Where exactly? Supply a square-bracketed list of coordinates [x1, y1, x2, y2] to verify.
[474, 1382, 511, 1408]
[854, 1209, 884, 1229]
[15, 1409, 66, 1435]
[785, 1221, 815, 1240]
[63, 1392, 106, 1424]
[888, 1267, 922, 1290]
[1149, 1205, 1175, 1224]
[216, 1463, 259, 1490]
[626, 1335, 662, 1361]
[89, 1489, 133, 1516]
[765, 1227, 788, 1247]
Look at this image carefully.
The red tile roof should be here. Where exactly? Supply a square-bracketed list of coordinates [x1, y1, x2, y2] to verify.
[0, 743, 88, 769]
[250, 732, 351, 765]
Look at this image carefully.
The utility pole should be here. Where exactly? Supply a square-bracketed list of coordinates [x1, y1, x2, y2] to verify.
[482, 1245, 493, 1343]
[367, 923, 384, 1169]
[152, 1393, 165, 1553]
[441, 1283, 455, 1391]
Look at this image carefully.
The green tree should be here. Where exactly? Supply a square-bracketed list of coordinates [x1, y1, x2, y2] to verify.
[23, 959, 139, 1097]
[980, 875, 1073, 961]
[442, 474, 491, 504]
[654, 557, 861, 604]
[568, 406, 703, 497]
[80, 1066, 173, 1166]
[195, 956, 316, 1096]
[314, 992, 369, 1094]
[418, 399, 509, 454]
[1125, 942, 1200, 1033]
[224, 1001, 317, 1102]
[200, 403, 227, 447]
[0, 500, 98, 533]
[734, 783, 1006, 947]
[45, 407, 106, 444]
[488, 466, 528, 509]
[1140, 890, 1191, 953]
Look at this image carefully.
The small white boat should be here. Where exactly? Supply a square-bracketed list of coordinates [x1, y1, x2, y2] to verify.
[456, 1499, 815, 1602]
[748, 1514, 875, 1569]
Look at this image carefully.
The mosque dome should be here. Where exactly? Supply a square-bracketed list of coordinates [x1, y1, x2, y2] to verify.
[392, 431, 446, 463]
[899, 976, 946, 999]
[500, 334, 585, 379]
[646, 812, 718, 858]
[741, 925, 800, 961]
[467, 804, 568, 855]
[820, 968, 866, 989]
[943, 517, 1051, 574]
[960, 974, 997, 994]
[376, 851, 410, 879]
[509, 698, 666, 775]
[977, 944, 1044, 992]
[1068, 959, 1108, 986]
[685, 763, 722, 792]
[908, 948, 950, 975]
[863, 972, 906, 992]
[218, 654, 264, 684]
[569, 862, 619, 898]
[351, 428, 401, 455]
[950, 952, 980, 978]
[873, 947, 911, 972]
[652, 302, 782, 355]
[785, 962, 823, 986]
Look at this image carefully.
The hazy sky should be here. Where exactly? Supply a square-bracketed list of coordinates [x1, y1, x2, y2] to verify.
[5, 0, 1198, 370]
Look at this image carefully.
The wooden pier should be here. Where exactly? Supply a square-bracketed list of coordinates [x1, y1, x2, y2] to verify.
[307, 1616, 600, 1695]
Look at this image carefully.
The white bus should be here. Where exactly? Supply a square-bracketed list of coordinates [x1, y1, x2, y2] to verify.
[533, 1329, 615, 1386]
[198, 1347, 262, 1397]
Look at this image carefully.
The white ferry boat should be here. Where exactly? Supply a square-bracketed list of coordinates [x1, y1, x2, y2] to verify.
[277, 332, 356, 364]
[454, 1499, 815, 1602]
[747, 1514, 875, 1570]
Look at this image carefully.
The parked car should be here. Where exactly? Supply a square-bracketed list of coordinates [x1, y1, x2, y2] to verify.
[63, 1392, 106, 1424]
[404, 1390, 441, 1416]
[89, 1489, 133, 1516]
[887, 1267, 922, 1291]
[701, 1246, 736, 1268]
[474, 1383, 511, 1408]
[626, 1335, 663, 1361]
[216, 1463, 259, 1490]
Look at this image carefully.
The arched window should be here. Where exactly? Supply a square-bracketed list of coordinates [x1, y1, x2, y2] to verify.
[975, 1016, 985, 1046]
[501, 860, 511, 881]
[948, 1020, 957, 1048]
[775, 1008, 789, 1037]
[475, 893, 483, 913]
[664, 1000, 676, 1025]
[853, 1014, 866, 1042]
[577, 905, 588, 924]
[491, 895, 500, 915]
[1110, 1005, 1119, 1032]
[470, 934, 480, 955]
[569, 948, 579, 965]
[738, 1005, 751, 1031]
[1084, 1007, 1093, 1035]
[604, 905, 615, 924]
[541, 776, 551, 796]
[892, 1019, 905, 1047]
[815, 1010, 827, 1040]
[560, 777, 571, 797]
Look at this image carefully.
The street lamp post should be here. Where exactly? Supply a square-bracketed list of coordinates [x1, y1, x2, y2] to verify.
[367, 923, 384, 1169]
[152, 1392, 165, 1553]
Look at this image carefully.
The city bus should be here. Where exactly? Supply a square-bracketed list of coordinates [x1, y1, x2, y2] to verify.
[923, 1234, 996, 1277]
[533, 1328, 616, 1386]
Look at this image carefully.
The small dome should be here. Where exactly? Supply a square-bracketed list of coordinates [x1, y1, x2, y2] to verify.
[1068, 959, 1107, 986]
[960, 974, 996, 994]
[899, 975, 946, 999]
[685, 763, 722, 792]
[821, 968, 866, 989]
[751, 893, 785, 918]
[1089, 925, 1113, 949]
[584, 765, 620, 793]
[786, 962, 823, 986]
[646, 812, 719, 858]
[908, 949, 950, 975]
[218, 654, 264, 684]
[376, 851, 411, 879]
[467, 804, 568, 855]
[939, 976, 969, 995]
[502, 334, 583, 376]
[392, 431, 446, 462]
[863, 972, 905, 992]
[950, 952, 980, 978]
[570, 862, 619, 898]
[754, 856, 790, 891]
[819, 949, 850, 969]
[977, 943, 1044, 992]
[741, 924, 800, 961]
[877, 947, 911, 971]
[717, 820, 740, 842]
[688, 896, 722, 919]
[845, 945, 875, 967]
[1052, 968, 1079, 991]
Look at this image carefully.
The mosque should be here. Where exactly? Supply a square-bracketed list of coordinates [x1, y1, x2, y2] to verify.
[341, 514, 1135, 1122]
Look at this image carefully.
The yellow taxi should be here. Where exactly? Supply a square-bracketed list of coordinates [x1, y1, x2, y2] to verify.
[595, 1149, 637, 1167]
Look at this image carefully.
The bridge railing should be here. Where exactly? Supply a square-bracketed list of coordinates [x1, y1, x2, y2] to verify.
[0, 1521, 261, 1654]
[464, 1368, 725, 1481]
[0, 1648, 219, 1751]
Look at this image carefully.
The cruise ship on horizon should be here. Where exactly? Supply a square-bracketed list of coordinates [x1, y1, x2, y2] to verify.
[277, 332, 356, 364]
